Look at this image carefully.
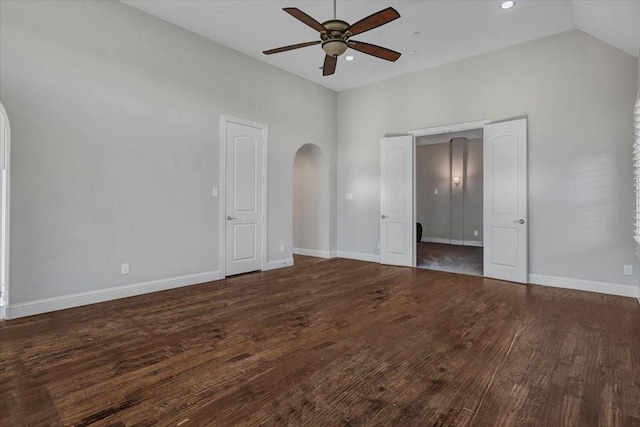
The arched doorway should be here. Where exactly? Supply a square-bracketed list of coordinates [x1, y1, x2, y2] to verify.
[0, 103, 10, 319]
[293, 144, 330, 258]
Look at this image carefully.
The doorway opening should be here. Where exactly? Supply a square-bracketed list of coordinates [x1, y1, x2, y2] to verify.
[292, 144, 331, 258]
[380, 118, 528, 283]
[415, 130, 483, 276]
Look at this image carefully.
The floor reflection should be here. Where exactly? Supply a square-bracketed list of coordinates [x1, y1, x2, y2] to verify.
[417, 242, 483, 276]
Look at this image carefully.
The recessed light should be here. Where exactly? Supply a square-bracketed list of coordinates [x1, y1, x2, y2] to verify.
[345, 55, 355, 61]
[501, 1, 515, 9]
[407, 50, 416, 55]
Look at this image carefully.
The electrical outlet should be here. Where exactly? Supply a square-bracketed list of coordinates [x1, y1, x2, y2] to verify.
[121, 263, 129, 275]
[280, 244, 285, 253]
[474, 230, 478, 237]
[212, 187, 218, 197]
[345, 193, 353, 200]
[624, 264, 633, 275]
[434, 189, 438, 195]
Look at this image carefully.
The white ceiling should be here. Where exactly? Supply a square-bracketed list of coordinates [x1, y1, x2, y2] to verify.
[121, 0, 640, 92]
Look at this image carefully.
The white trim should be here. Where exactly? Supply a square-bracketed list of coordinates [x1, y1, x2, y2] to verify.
[337, 251, 380, 263]
[263, 258, 294, 271]
[219, 115, 268, 279]
[293, 248, 336, 258]
[0, 103, 10, 319]
[409, 120, 491, 137]
[528, 274, 638, 299]
[421, 237, 451, 244]
[420, 237, 483, 247]
[4, 271, 221, 320]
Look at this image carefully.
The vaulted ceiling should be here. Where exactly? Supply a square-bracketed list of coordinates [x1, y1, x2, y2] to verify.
[122, 0, 640, 92]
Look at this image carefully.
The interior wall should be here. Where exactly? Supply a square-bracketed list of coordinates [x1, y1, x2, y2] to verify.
[416, 138, 483, 244]
[450, 138, 465, 243]
[337, 29, 638, 287]
[416, 142, 451, 241]
[464, 138, 483, 243]
[293, 144, 330, 254]
[0, 0, 337, 306]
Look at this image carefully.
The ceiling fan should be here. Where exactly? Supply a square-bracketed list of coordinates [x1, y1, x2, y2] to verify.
[263, 0, 401, 76]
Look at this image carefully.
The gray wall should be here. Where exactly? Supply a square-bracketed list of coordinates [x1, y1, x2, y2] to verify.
[0, 0, 337, 304]
[416, 143, 451, 241]
[416, 138, 482, 244]
[293, 144, 330, 253]
[464, 138, 483, 243]
[337, 30, 639, 287]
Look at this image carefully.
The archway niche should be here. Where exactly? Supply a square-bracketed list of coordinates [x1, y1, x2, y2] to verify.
[292, 144, 330, 257]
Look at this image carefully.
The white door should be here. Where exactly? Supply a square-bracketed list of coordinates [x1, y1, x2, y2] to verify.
[483, 118, 528, 283]
[225, 120, 264, 276]
[380, 135, 414, 267]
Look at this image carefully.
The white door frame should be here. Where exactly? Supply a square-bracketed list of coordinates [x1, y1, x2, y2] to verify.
[408, 120, 491, 272]
[219, 115, 268, 279]
[0, 103, 10, 320]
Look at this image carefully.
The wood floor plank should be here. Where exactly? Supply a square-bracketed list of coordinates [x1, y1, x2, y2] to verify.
[1, 255, 638, 426]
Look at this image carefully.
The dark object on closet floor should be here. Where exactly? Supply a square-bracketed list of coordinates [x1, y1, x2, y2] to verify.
[417, 222, 422, 243]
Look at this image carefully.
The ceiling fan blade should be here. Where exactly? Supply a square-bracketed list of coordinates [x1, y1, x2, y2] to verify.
[347, 7, 400, 36]
[283, 7, 326, 33]
[263, 40, 321, 55]
[349, 40, 401, 62]
[323, 55, 337, 76]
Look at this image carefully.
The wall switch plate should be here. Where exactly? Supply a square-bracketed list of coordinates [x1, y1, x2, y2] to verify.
[345, 193, 353, 200]
[121, 263, 129, 275]
[624, 264, 633, 275]
[434, 189, 438, 194]
[212, 187, 218, 197]
[280, 244, 285, 252]
[474, 230, 478, 237]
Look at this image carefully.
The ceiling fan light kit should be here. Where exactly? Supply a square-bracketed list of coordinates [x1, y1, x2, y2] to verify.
[263, 1, 401, 76]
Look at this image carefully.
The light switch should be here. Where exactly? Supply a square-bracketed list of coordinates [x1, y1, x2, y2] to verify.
[345, 193, 353, 200]
[212, 187, 219, 197]
[434, 189, 438, 194]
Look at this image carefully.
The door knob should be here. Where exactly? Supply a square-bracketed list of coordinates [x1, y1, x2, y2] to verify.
[513, 219, 525, 224]
[227, 215, 237, 220]
[381, 214, 386, 219]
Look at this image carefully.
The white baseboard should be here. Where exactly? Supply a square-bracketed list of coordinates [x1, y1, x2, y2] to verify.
[4, 271, 221, 320]
[421, 237, 451, 244]
[293, 248, 337, 259]
[421, 237, 483, 247]
[336, 251, 380, 263]
[528, 273, 639, 299]
[263, 258, 294, 271]
[0, 305, 5, 320]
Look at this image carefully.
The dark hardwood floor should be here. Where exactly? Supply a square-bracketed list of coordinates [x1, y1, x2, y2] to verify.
[1, 255, 639, 426]
[417, 242, 483, 276]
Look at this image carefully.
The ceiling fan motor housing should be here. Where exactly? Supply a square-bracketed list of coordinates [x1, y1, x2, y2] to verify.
[321, 19, 350, 57]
